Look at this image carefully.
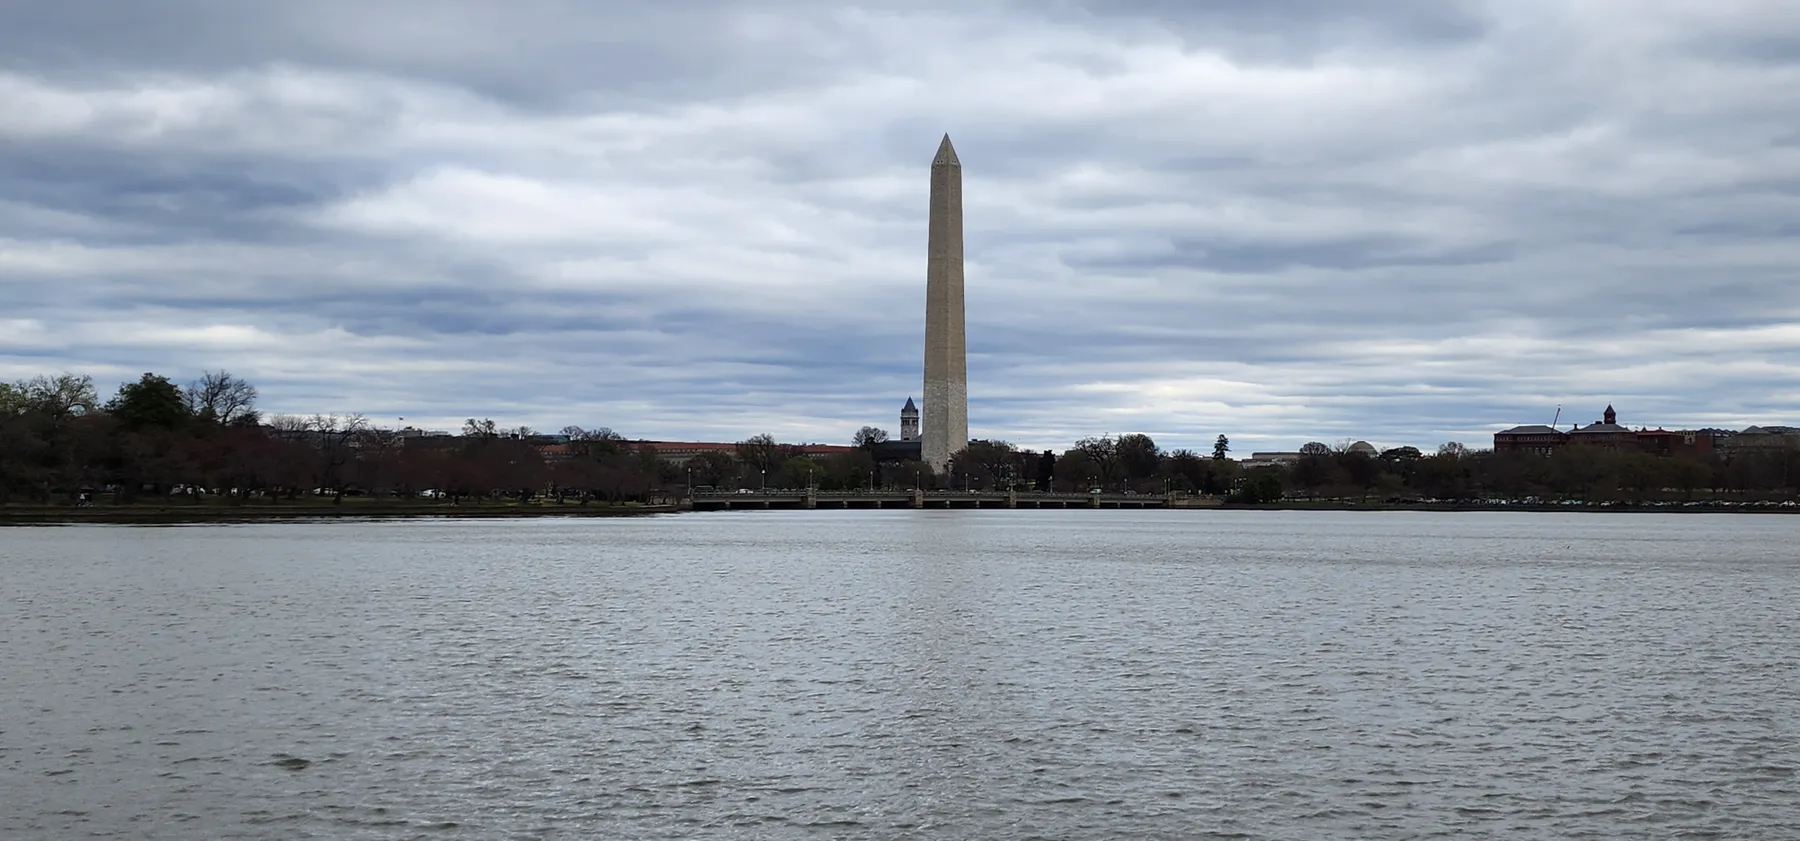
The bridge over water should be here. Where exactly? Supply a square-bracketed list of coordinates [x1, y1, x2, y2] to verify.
[689, 490, 1222, 511]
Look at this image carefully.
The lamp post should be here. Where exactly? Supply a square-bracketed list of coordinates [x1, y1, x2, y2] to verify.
[760, 468, 766, 491]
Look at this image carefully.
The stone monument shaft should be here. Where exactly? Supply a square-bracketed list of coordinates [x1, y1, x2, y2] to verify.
[922, 134, 968, 473]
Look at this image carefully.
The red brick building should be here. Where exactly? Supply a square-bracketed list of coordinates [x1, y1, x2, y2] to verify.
[1493, 425, 1565, 455]
[1494, 404, 1713, 458]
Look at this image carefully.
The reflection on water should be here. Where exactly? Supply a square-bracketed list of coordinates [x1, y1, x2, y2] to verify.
[3, 511, 1797, 839]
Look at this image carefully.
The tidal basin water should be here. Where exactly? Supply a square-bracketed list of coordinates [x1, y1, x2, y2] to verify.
[3, 510, 1798, 839]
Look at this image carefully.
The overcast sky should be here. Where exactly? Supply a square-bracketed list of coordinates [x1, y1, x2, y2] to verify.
[3, 1, 1798, 452]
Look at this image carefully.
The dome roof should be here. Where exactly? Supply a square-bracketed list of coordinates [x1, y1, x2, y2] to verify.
[1348, 441, 1377, 454]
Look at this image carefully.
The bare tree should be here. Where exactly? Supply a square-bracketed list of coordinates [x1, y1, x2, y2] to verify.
[312, 414, 369, 500]
[266, 414, 312, 434]
[16, 373, 98, 421]
[948, 439, 1018, 487]
[1073, 435, 1122, 485]
[563, 425, 623, 442]
[853, 426, 890, 449]
[185, 370, 258, 425]
[462, 418, 499, 438]
[736, 433, 781, 473]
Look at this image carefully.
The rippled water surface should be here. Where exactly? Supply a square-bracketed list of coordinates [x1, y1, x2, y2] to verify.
[3, 510, 1799, 839]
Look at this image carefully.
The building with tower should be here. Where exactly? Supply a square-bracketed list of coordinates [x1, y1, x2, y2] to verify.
[1566, 404, 1637, 449]
[871, 397, 923, 464]
[900, 397, 919, 442]
[1493, 403, 1713, 457]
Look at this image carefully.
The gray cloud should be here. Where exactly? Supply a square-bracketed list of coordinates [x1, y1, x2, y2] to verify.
[3, 0, 1800, 452]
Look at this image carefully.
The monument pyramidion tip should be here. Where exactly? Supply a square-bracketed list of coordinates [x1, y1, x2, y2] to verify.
[933, 134, 959, 167]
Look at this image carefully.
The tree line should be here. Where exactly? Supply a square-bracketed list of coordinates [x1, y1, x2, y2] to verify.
[6, 370, 1795, 505]
[0, 371, 679, 504]
[873, 428, 1800, 503]
[0, 370, 893, 504]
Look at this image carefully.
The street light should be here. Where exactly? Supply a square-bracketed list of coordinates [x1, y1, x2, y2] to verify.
[761, 468, 766, 491]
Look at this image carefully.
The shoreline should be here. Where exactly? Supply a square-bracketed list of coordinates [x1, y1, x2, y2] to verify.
[4, 499, 1797, 524]
[0, 502, 679, 525]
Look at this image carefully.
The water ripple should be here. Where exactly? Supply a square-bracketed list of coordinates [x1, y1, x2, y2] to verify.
[2, 511, 1797, 839]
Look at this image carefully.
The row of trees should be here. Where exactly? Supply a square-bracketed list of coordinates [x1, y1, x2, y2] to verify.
[1155, 438, 1796, 503]
[0, 371, 680, 504]
[875, 428, 1800, 503]
[8, 369, 1799, 505]
[0, 371, 892, 503]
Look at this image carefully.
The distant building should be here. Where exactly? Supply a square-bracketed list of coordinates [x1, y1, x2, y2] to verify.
[1493, 404, 1713, 457]
[1727, 426, 1800, 452]
[1242, 452, 1302, 468]
[533, 443, 582, 464]
[630, 441, 739, 464]
[629, 440, 856, 465]
[900, 397, 920, 442]
[1494, 425, 1565, 455]
[870, 439, 923, 463]
[1567, 405, 1638, 449]
[1636, 429, 1714, 458]
[1347, 441, 1377, 456]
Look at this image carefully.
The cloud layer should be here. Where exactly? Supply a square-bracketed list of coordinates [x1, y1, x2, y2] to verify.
[4, 0, 1799, 451]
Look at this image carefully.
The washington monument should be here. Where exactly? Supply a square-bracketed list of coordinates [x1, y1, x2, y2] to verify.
[922, 134, 968, 473]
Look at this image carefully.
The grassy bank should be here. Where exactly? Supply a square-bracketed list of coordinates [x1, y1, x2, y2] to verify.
[0, 498, 679, 525]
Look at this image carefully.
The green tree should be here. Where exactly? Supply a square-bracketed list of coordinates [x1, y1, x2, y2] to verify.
[106, 373, 191, 430]
[1211, 434, 1230, 461]
[1166, 449, 1206, 491]
[686, 450, 738, 487]
[1229, 471, 1284, 504]
[0, 382, 27, 417]
[948, 439, 1018, 488]
[1116, 433, 1161, 481]
[775, 455, 817, 489]
[819, 449, 877, 489]
[1202, 457, 1242, 495]
[1292, 442, 1339, 493]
